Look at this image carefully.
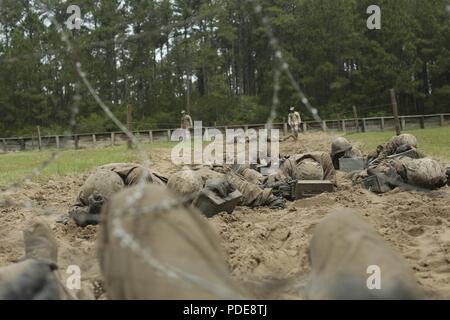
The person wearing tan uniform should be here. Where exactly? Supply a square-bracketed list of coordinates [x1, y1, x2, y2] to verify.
[180, 110, 193, 130]
[66, 163, 166, 227]
[167, 166, 285, 210]
[264, 151, 336, 187]
[351, 134, 447, 192]
[286, 107, 302, 140]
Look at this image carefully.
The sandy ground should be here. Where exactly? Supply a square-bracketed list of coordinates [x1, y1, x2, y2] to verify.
[0, 132, 449, 299]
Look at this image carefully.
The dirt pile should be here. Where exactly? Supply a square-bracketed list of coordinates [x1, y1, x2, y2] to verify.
[0, 132, 449, 299]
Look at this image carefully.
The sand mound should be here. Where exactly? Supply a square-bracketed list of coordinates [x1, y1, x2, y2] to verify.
[1, 133, 449, 299]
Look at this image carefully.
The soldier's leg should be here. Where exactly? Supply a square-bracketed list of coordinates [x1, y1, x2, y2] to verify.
[398, 157, 447, 189]
[0, 219, 61, 300]
[294, 124, 299, 139]
[307, 209, 425, 299]
[98, 184, 247, 299]
[226, 171, 285, 208]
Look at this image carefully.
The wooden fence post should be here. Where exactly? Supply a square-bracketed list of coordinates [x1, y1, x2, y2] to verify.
[362, 118, 367, 133]
[111, 132, 115, 146]
[37, 126, 42, 151]
[127, 105, 133, 149]
[55, 136, 60, 149]
[390, 89, 401, 136]
[92, 134, 97, 147]
[283, 122, 288, 136]
[167, 129, 171, 141]
[2, 139, 6, 152]
[352, 105, 360, 132]
[401, 117, 406, 130]
[302, 122, 307, 132]
[380, 117, 385, 131]
[148, 131, 153, 143]
[420, 116, 425, 129]
[440, 114, 445, 127]
[74, 135, 79, 150]
[341, 120, 346, 132]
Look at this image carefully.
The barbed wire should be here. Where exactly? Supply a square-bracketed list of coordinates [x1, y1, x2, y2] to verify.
[110, 189, 246, 299]
[0, 0, 447, 301]
[27, 0, 248, 299]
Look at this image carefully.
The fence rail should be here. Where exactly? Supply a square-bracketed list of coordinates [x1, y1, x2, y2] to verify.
[1, 113, 449, 153]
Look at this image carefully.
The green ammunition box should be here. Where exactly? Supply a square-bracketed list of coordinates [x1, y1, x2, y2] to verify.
[292, 180, 334, 199]
[361, 175, 383, 193]
[194, 189, 242, 218]
[339, 157, 365, 172]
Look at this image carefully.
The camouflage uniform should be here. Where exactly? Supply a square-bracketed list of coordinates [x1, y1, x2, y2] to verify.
[354, 156, 447, 192]
[167, 167, 284, 209]
[68, 163, 166, 227]
[266, 151, 336, 186]
[367, 133, 421, 164]
[352, 134, 446, 192]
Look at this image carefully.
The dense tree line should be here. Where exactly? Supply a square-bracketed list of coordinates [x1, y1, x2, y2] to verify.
[0, 0, 449, 136]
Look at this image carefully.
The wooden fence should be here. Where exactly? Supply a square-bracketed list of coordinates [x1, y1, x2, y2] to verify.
[1, 113, 449, 152]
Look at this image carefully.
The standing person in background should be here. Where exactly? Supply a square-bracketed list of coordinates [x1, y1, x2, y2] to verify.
[286, 107, 302, 140]
[180, 110, 193, 130]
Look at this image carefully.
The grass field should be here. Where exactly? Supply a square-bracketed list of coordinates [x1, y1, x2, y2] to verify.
[346, 126, 450, 160]
[1, 126, 448, 187]
[0, 142, 176, 187]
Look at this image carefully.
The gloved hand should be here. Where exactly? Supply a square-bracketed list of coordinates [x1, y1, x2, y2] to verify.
[367, 167, 404, 193]
[68, 192, 104, 228]
[263, 180, 283, 189]
[68, 205, 89, 226]
[269, 197, 286, 209]
[263, 180, 295, 200]
[88, 191, 106, 215]
[72, 211, 101, 227]
[55, 213, 71, 225]
[204, 177, 235, 198]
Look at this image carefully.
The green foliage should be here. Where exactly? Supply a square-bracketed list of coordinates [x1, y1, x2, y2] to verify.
[0, 0, 449, 137]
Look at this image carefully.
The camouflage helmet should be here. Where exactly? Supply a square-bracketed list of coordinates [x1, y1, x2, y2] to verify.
[331, 137, 352, 156]
[167, 170, 203, 196]
[390, 134, 417, 149]
[79, 170, 125, 205]
[296, 158, 324, 180]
